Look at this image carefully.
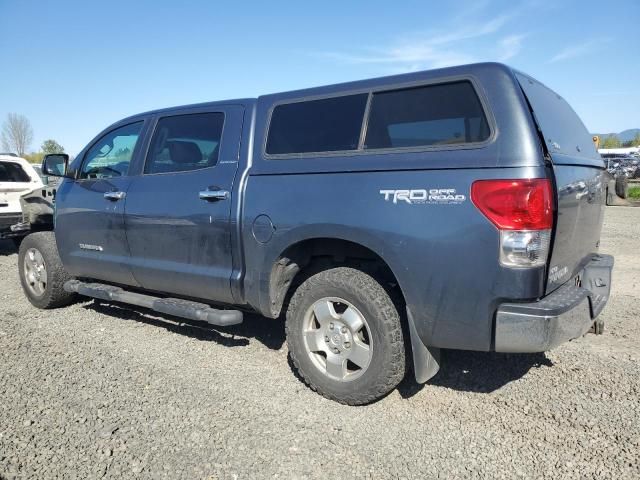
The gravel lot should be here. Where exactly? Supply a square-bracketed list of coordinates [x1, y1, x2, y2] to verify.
[1, 207, 639, 479]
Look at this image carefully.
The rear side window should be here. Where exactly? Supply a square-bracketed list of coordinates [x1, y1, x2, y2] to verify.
[266, 94, 368, 155]
[364, 81, 490, 149]
[0, 162, 31, 182]
[145, 113, 224, 174]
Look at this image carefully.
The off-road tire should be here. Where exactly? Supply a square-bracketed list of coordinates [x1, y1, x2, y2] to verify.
[615, 175, 628, 199]
[18, 232, 77, 309]
[286, 267, 406, 405]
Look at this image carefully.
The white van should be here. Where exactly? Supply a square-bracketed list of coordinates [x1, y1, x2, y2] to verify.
[0, 155, 44, 243]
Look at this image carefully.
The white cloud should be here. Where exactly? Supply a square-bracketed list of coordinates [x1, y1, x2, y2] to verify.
[498, 34, 526, 61]
[317, 9, 527, 72]
[549, 38, 610, 63]
[418, 13, 514, 47]
[320, 44, 476, 68]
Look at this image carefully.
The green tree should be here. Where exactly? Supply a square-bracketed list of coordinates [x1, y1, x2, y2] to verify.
[631, 132, 640, 147]
[41, 139, 65, 154]
[601, 134, 621, 149]
[23, 152, 44, 164]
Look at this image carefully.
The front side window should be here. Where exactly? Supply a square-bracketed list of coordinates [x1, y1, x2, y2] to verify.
[145, 113, 224, 174]
[0, 162, 31, 182]
[266, 94, 368, 155]
[80, 122, 143, 180]
[364, 81, 490, 149]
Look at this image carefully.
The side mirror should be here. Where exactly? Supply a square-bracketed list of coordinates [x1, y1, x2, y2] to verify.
[42, 153, 70, 178]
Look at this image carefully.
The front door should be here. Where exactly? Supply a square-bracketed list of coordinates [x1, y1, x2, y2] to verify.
[124, 106, 243, 304]
[55, 121, 146, 285]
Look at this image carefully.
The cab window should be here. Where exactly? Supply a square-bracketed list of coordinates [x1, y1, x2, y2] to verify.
[79, 122, 143, 180]
[144, 113, 224, 174]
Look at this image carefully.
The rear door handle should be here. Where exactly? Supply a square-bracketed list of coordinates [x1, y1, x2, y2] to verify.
[104, 191, 126, 201]
[199, 189, 229, 201]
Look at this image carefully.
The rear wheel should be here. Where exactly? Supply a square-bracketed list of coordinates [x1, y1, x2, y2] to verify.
[615, 175, 628, 199]
[286, 267, 405, 405]
[18, 232, 77, 309]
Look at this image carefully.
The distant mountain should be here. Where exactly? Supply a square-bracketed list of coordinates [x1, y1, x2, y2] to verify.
[592, 129, 640, 142]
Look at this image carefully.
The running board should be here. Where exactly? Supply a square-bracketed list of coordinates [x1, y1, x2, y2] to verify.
[64, 280, 243, 327]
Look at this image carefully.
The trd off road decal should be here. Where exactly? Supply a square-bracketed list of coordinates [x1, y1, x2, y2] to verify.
[380, 188, 466, 205]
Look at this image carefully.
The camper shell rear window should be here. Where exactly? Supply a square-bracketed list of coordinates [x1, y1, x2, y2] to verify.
[516, 73, 600, 160]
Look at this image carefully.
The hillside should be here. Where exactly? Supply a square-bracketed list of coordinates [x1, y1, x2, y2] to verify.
[593, 129, 640, 142]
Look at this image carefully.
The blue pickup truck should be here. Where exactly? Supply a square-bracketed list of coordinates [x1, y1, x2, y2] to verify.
[19, 63, 613, 405]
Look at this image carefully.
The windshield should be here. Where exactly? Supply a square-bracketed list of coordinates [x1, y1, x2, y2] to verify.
[0, 161, 31, 182]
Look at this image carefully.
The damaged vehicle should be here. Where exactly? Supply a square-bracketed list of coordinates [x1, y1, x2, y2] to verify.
[0, 154, 44, 246]
[17, 63, 613, 405]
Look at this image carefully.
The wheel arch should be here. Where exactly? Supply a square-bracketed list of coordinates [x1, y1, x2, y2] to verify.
[262, 229, 406, 320]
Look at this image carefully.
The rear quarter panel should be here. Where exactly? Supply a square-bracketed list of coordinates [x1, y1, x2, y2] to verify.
[243, 165, 550, 351]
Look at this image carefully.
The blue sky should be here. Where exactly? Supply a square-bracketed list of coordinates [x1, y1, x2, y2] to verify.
[1, 0, 638, 155]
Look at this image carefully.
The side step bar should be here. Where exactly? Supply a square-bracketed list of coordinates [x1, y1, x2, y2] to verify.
[64, 279, 243, 327]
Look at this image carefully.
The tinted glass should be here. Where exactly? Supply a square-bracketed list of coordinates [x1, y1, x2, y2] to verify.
[0, 162, 31, 182]
[266, 94, 368, 155]
[364, 81, 490, 149]
[145, 113, 224, 174]
[80, 122, 143, 180]
[516, 73, 599, 160]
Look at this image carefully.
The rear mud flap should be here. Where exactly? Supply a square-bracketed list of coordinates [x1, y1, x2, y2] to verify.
[407, 309, 440, 383]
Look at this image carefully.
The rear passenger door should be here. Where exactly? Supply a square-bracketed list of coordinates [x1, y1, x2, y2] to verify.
[124, 106, 243, 304]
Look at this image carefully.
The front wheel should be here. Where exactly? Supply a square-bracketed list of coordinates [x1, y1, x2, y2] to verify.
[18, 232, 77, 309]
[286, 267, 406, 405]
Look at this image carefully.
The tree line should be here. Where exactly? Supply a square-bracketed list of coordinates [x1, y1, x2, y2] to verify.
[1, 113, 65, 163]
[600, 132, 640, 149]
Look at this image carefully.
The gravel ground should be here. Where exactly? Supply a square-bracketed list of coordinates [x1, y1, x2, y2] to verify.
[1, 207, 639, 479]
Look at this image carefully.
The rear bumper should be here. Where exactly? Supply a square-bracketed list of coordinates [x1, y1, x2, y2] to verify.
[495, 254, 614, 352]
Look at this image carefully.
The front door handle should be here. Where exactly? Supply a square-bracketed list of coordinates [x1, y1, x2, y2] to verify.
[104, 191, 126, 201]
[199, 189, 229, 201]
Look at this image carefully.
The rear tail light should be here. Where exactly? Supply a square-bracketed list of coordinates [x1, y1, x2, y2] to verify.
[498, 230, 551, 267]
[471, 179, 553, 268]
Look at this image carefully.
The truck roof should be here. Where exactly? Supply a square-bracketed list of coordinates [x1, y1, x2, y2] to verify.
[258, 62, 513, 102]
[118, 98, 257, 124]
[117, 62, 515, 124]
